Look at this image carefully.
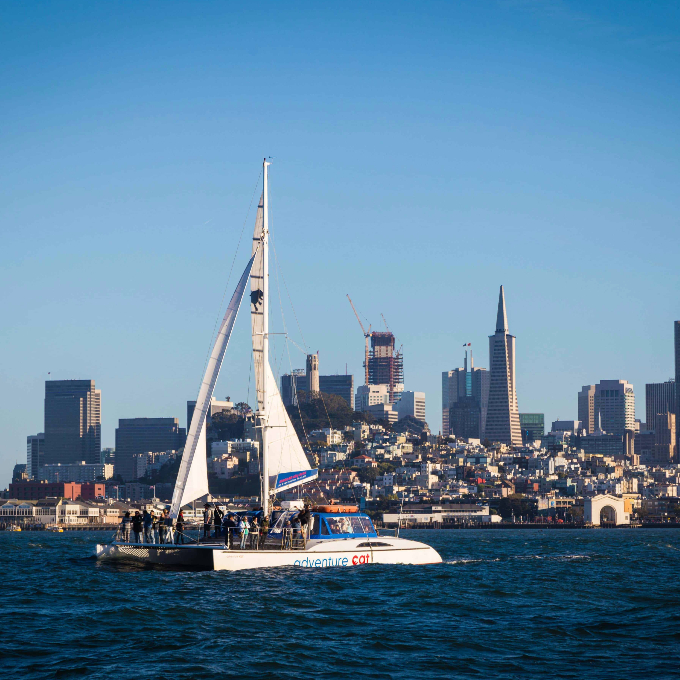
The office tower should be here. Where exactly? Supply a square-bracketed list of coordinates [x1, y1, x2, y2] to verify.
[319, 374, 355, 410]
[395, 391, 426, 421]
[114, 418, 186, 481]
[44, 380, 101, 466]
[485, 287, 522, 446]
[26, 433, 45, 480]
[368, 332, 404, 403]
[281, 369, 306, 407]
[519, 414, 544, 444]
[585, 380, 636, 435]
[442, 351, 490, 438]
[449, 397, 482, 440]
[645, 380, 676, 431]
[306, 354, 319, 394]
[578, 385, 596, 434]
[675, 321, 680, 453]
[653, 412, 677, 464]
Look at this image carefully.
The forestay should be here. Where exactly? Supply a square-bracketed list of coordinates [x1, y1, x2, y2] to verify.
[170, 253, 256, 516]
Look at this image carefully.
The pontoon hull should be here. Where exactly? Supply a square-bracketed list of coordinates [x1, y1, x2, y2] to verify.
[95, 537, 442, 571]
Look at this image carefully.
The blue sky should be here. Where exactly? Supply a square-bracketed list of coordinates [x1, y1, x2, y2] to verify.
[1, 1, 679, 485]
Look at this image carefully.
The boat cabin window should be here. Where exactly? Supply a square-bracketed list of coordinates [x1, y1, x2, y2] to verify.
[357, 542, 392, 548]
[325, 515, 375, 535]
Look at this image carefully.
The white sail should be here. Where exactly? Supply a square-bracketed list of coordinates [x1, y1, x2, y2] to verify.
[170, 253, 256, 516]
[264, 362, 318, 493]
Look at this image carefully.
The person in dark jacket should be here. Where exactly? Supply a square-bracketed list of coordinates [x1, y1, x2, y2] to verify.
[223, 513, 237, 549]
[203, 504, 213, 539]
[131, 511, 143, 543]
[298, 505, 311, 538]
[156, 511, 165, 544]
[213, 505, 223, 538]
[142, 510, 153, 543]
[175, 511, 185, 544]
[259, 515, 269, 549]
[120, 511, 131, 543]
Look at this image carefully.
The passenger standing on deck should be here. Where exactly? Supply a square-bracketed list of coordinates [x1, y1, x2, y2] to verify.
[292, 515, 303, 546]
[259, 514, 269, 549]
[249, 516, 259, 549]
[120, 511, 131, 543]
[298, 504, 311, 538]
[203, 503, 213, 539]
[283, 519, 293, 549]
[213, 505, 223, 537]
[239, 516, 249, 549]
[221, 513, 232, 549]
[131, 511, 143, 543]
[175, 510, 185, 544]
[163, 510, 174, 543]
[157, 511, 165, 544]
[142, 509, 153, 543]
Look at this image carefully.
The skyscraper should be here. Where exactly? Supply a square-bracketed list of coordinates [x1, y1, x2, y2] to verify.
[519, 414, 544, 444]
[26, 433, 45, 479]
[114, 418, 186, 481]
[44, 380, 101, 466]
[590, 380, 635, 435]
[578, 385, 596, 434]
[645, 380, 676, 432]
[319, 374, 355, 409]
[485, 286, 522, 446]
[442, 351, 489, 438]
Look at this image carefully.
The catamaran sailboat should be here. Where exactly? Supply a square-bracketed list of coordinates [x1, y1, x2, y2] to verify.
[96, 160, 442, 571]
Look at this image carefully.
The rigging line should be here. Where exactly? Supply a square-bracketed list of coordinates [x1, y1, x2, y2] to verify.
[271, 228, 312, 455]
[270, 234, 308, 353]
[201, 168, 263, 376]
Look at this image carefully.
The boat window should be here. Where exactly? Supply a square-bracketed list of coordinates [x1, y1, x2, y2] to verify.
[326, 516, 375, 535]
[320, 517, 330, 535]
[357, 542, 392, 548]
[311, 515, 321, 535]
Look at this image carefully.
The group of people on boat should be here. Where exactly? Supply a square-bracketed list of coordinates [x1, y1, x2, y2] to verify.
[119, 509, 186, 545]
[118, 502, 314, 550]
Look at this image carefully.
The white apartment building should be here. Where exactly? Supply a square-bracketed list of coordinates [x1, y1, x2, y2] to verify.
[395, 391, 426, 421]
[356, 384, 390, 411]
[211, 439, 259, 463]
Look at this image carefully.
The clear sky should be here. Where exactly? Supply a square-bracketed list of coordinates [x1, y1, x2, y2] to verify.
[1, 1, 679, 485]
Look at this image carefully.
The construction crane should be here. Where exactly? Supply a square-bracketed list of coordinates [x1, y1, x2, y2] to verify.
[380, 313, 391, 333]
[347, 294, 371, 385]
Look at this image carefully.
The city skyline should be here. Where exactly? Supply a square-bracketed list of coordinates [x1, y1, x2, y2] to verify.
[1, 2, 679, 485]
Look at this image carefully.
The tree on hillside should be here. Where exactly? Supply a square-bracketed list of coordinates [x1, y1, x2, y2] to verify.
[208, 410, 246, 442]
[286, 391, 389, 442]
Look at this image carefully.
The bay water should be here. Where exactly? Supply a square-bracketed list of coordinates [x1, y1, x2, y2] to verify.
[1, 528, 679, 679]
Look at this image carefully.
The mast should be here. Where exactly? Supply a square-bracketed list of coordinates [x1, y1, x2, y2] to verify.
[261, 158, 270, 516]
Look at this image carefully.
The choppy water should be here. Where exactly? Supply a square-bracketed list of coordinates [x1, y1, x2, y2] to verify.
[1, 528, 679, 680]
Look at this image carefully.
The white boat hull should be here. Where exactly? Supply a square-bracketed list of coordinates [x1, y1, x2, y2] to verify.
[96, 537, 442, 571]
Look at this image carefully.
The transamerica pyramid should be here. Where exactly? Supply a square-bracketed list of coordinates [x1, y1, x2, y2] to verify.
[485, 286, 522, 446]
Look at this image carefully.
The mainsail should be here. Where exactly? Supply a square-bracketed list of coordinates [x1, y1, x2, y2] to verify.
[170, 253, 256, 516]
[251, 194, 318, 495]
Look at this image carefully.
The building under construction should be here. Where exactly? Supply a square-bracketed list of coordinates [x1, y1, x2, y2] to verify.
[368, 332, 403, 404]
[346, 295, 404, 404]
